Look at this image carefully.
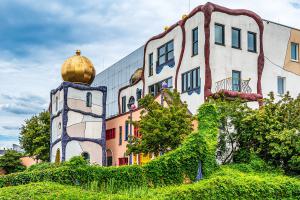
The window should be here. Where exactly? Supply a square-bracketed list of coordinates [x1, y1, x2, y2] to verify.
[157, 40, 174, 66]
[134, 126, 140, 137]
[192, 27, 198, 56]
[149, 53, 153, 76]
[121, 96, 126, 113]
[232, 70, 241, 92]
[81, 152, 90, 162]
[128, 96, 135, 109]
[55, 96, 58, 111]
[118, 157, 128, 166]
[107, 150, 113, 166]
[148, 77, 173, 96]
[248, 32, 257, 52]
[119, 126, 122, 145]
[232, 28, 241, 49]
[277, 77, 285, 95]
[291, 42, 299, 61]
[215, 23, 225, 45]
[125, 121, 129, 141]
[106, 128, 116, 140]
[86, 92, 92, 107]
[182, 67, 201, 93]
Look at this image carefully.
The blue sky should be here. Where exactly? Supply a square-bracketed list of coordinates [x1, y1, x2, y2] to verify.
[0, 0, 299, 148]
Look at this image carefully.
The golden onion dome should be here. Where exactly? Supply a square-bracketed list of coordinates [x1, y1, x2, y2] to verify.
[61, 50, 96, 85]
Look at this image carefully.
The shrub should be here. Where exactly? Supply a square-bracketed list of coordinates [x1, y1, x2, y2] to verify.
[0, 104, 219, 189]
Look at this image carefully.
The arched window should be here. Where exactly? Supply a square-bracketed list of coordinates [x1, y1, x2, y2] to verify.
[127, 96, 135, 109]
[81, 152, 90, 162]
[55, 96, 58, 111]
[86, 92, 92, 107]
[55, 148, 60, 164]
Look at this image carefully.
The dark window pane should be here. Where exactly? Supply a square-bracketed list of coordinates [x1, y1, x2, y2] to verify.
[167, 41, 174, 52]
[215, 24, 224, 45]
[121, 96, 126, 113]
[167, 51, 174, 60]
[149, 53, 153, 76]
[232, 28, 240, 48]
[291, 43, 299, 60]
[119, 126, 122, 145]
[159, 55, 165, 65]
[192, 28, 198, 56]
[248, 32, 256, 52]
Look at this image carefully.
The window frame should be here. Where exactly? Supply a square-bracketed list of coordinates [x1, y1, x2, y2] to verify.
[125, 121, 129, 141]
[247, 31, 257, 53]
[149, 53, 154, 76]
[157, 40, 174, 66]
[277, 76, 286, 95]
[232, 70, 242, 92]
[291, 42, 299, 62]
[181, 67, 201, 93]
[215, 23, 225, 46]
[119, 126, 122, 145]
[192, 27, 199, 56]
[231, 27, 241, 49]
[121, 96, 126, 113]
[148, 77, 173, 96]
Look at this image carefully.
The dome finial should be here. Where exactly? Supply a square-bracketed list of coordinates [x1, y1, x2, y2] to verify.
[75, 50, 81, 56]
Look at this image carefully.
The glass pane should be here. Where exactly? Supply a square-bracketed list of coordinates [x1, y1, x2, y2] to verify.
[232, 29, 240, 48]
[159, 46, 165, 56]
[277, 77, 284, 94]
[167, 41, 174, 51]
[248, 32, 256, 51]
[291, 43, 298, 60]
[196, 68, 200, 87]
[187, 72, 191, 90]
[167, 51, 174, 60]
[193, 42, 198, 55]
[215, 24, 224, 44]
[167, 77, 172, 87]
[193, 28, 198, 42]
[193, 70, 197, 89]
[159, 55, 165, 65]
[182, 74, 186, 92]
[232, 71, 241, 92]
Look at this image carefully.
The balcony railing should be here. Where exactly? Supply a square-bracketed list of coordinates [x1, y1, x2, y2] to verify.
[215, 78, 252, 93]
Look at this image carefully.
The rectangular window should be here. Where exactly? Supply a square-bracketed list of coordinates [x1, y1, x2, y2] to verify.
[148, 77, 173, 96]
[277, 77, 285, 95]
[119, 126, 122, 145]
[192, 27, 198, 56]
[181, 67, 201, 93]
[125, 121, 129, 141]
[215, 23, 225, 45]
[291, 42, 299, 61]
[149, 53, 153, 76]
[232, 28, 241, 49]
[106, 128, 116, 140]
[232, 70, 241, 92]
[157, 40, 174, 66]
[248, 32, 257, 52]
[118, 157, 128, 166]
[134, 126, 140, 137]
[121, 96, 126, 113]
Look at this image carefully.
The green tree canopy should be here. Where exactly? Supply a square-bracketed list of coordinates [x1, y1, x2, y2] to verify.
[19, 111, 50, 161]
[0, 150, 25, 174]
[126, 89, 193, 156]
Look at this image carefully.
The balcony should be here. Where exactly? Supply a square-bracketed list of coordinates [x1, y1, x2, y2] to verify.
[213, 78, 262, 101]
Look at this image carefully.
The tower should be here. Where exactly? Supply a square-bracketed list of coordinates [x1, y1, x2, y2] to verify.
[50, 50, 106, 165]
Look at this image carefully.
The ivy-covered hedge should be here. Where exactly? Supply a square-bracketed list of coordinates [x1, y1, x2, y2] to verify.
[0, 104, 219, 189]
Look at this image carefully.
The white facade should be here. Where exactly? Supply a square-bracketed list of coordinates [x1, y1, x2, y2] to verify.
[117, 2, 300, 115]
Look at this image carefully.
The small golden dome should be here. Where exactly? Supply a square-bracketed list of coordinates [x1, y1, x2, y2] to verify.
[61, 50, 96, 85]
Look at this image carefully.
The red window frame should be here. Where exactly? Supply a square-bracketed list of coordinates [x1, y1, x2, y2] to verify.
[106, 128, 116, 140]
[118, 157, 128, 166]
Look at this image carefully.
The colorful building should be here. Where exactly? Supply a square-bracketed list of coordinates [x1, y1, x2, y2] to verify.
[51, 2, 300, 166]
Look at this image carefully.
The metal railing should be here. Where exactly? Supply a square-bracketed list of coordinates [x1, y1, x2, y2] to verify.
[215, 77, 252, 93]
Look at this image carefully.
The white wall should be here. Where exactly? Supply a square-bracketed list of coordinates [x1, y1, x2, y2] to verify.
[51, 114, 62, 142]
[210, 12, 259, 94]
[51, 89, 64, 115]
[119, 80, 143, 113]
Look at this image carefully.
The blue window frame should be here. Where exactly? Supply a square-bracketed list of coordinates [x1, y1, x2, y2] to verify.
[86, 92, 92, 107]
[182, 67, 200, 93]
[232, 70, 241, 92]
[192, 27, 198, 56]
[149, 53, 153, 76]
[125, 122, 129, 141]
[148, 77, 172, 96]
[119, 126, 122, 145]
[157, 40, 174, 66]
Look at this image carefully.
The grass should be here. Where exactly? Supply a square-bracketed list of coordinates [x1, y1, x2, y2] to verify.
[0, 165, 299, 200]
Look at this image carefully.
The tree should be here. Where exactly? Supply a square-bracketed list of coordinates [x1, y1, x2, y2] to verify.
[126, 89, 193, 156]
[0, 150, 25, 174]
[19, 111, 50, 161]
[238, 92, 300, 173]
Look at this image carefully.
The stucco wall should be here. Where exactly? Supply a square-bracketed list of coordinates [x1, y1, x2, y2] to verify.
[51, 89, 64, 115]
[51, 113, 62, 142]
[68, 87, 103, 116]
[119, 80, 143, 113]
[51, 142, 62, 162]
